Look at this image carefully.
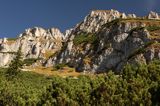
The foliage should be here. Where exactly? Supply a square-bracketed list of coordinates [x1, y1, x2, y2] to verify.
[73, 33, 97, 45]
[129, 27, 145, 35]
[41, 60, 160, 106]
[0, 59, 160, 105]
[5, 46, 23, 79]
[147, 26, 160, 32]
[23, 58, 42, 66]
[0, 51, 16, 54]
[53, 63, 67, 71]
[129, 25, 160, 35]
[102, 18, 122, 28]
[0, 69, 52, 106]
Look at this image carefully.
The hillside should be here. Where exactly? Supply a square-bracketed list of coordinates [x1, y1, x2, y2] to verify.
[0, 9, 160, 73]
[0, 9, 160, 106]
[0, 60, 160, 105]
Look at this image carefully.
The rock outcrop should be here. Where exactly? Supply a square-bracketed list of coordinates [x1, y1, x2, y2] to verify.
[45, 10, 160, 72]
[148, 11, 160, 19]
[0, 27, 64, 67]
[0, 9, 160, 73]
[78, 9, 126, 33]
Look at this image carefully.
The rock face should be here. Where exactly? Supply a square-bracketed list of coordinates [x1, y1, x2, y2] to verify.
[127, 14, 136, 18]
[0, 27, 64, 67]
[79, 9, 126, 33]
[45, 10, 160, 72]
[148, 11, 160, 19]
[0, 9, 160, 72]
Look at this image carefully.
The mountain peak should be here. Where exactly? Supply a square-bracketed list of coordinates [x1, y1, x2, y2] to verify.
[0, 9, 160, 72]
[148, 11, 160, 19]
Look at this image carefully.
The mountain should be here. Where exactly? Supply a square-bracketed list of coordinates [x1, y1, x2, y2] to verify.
[0, 9, 160, 72]
[0, 27, 64, 67]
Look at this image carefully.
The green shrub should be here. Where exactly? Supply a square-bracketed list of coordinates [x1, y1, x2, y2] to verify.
[1, 59, 160, 105]
[5, 47, 23, 79]
[23, 58, 42, 66]
[129, 27, 145, 35]
[0, 69, 52, 106]
[53, 63, 67, 70]
[147, 26, 160, 32]
[102, 18, 122, 28]
[73, 33, 97, 45]
[41, 60, 160, 106]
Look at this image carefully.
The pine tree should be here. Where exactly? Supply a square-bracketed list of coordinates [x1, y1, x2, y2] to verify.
[5, 46, 23, 79]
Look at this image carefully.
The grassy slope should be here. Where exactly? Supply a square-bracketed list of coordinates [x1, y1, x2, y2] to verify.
[25, 66, 81, 77]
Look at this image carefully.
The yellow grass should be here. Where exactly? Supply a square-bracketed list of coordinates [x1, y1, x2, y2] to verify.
[122, 19, 160, 26]
[43, 50, 55, 59]
[149, 30, 160, 39]
[84, 56, 91, 65]
[25, 66, 81, 77]
[6, 40, 15, 45]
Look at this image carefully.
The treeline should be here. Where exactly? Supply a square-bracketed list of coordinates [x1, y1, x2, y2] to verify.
[0, 59, 160, 105]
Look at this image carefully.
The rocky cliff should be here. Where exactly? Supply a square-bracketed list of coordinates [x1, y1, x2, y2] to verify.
[0, 9, 160, 72]
[0, 27, 63, 67]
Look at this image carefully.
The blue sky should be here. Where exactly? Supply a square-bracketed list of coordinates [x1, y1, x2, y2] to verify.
[0, 0, 159, 38]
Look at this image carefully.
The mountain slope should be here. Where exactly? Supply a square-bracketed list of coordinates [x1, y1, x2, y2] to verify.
[0, 10, 160, 73]
[45, 10, 160, 72]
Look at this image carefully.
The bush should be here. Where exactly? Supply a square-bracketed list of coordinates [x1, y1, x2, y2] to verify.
[1, 59, 160, 105]
[41, 60, 160, 106]
[147, 26, 160, 32]
[102, 18, 122, 28]
[23, 58, 42, 66]
[0, 69, 52, 106]
[129, 27, 145, 35]
[73, 33, 97, 45]
[53, 63, 67, 71]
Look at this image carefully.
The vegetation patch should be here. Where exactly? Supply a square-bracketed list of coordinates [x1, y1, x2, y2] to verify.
[5, 47, 23, 80]
[0, 59, 160, 105]
[102, 18, 122, 28]
[0, 69, 52, 105]
[0, 51, 16, 54]
[23, 58, 42, 66]
[147, 26, 160, 32]
[43, 50, 55, 59]
[40, 60, 160, 105]
[123, 18, 160, 22]
[129, 26, 145, 35]
[7, 38, 17, 41]
[73, 33, 97, 45]
[53, 63, 67, 71]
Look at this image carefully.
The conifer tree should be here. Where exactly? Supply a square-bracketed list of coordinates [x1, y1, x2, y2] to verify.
[5, 46, 23, 79]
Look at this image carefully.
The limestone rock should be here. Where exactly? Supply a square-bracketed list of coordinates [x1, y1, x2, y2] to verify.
[79, 9, 125, 33]
[0, 9, 160, 73]
[128, 14, 136, 18]
[45, 11, 159, 72]
[0, 27, 64, 67]
[148, 11, 159, 19]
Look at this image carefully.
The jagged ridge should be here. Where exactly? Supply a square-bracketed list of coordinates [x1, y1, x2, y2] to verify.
[0, 9, 160, 73]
